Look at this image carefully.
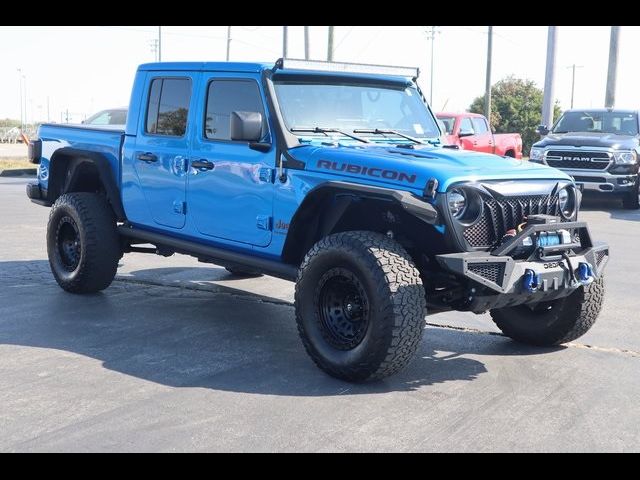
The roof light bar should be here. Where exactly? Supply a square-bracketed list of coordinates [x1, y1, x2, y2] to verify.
[277, 58, 419, 79]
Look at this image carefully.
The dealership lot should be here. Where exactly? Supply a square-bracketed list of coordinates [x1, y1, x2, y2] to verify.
[1, 177, 639, 452]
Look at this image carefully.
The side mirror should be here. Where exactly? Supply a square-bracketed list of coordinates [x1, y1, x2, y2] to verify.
[458, 128, 474, 138]
[537, 124, 549, 136]
[230, 111, 262, 142]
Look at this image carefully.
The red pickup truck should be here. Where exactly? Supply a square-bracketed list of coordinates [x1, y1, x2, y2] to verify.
[437, 112, 523, 159]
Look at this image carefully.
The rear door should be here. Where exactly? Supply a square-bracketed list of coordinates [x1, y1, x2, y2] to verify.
[187, 74, 275, 247]
[470, 116, 494, 153]
[131, 73, 196, 229]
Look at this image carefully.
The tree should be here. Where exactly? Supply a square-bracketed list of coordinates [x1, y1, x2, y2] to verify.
[469, 76, 562, 155]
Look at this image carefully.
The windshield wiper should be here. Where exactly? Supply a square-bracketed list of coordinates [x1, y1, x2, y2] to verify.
[290, 127, 370, 144]
[353, 128, 427, 145]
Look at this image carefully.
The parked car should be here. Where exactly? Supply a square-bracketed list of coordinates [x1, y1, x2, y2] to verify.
[82, 107, 128, 126]
[437, 112, 523, 158]
[531, 108, 640, 209]
[26, 59, 608, 382]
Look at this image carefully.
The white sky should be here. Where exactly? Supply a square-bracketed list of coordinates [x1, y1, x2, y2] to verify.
[1, 26, 638, 123]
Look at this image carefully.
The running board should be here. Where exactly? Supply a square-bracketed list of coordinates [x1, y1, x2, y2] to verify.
[118, 225, 298, 281]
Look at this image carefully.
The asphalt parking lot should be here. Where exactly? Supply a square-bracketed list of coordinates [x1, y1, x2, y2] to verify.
[1, 176, 639, 452]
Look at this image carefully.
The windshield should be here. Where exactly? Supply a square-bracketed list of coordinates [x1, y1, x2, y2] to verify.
[273, 81, 440, 140]
[553, 110, 638, 135]
[437, 116, 455, 134]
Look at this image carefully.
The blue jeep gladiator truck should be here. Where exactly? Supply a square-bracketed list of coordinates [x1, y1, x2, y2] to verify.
[26, 59, 609, 382]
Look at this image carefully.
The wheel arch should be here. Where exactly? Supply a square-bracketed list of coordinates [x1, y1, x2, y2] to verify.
[48, 147, 126, 221]
[282, 181, 441, 266]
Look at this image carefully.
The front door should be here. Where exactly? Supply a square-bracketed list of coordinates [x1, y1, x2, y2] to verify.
[470, 116, 494, 154]
[188, 75, 275, 247]
[132, 74, 196, 229]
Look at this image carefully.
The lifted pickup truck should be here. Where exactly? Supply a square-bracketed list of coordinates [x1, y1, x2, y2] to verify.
[437, 112, 523, 158]
[26, 59, 608, 382]
[531, 109, 640, 209]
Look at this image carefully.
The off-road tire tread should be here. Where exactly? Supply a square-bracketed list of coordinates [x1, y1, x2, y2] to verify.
[490, 276, 604, 346]
[295, 231, 426, 381]
[47, 192, 120, 293]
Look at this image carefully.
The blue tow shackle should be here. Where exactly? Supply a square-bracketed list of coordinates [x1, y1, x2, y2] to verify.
[577, 262, 594, 286]
[522, 269, 541, 293]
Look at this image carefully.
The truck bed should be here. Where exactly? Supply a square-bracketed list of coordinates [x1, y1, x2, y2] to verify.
[37, 123, 124, 193]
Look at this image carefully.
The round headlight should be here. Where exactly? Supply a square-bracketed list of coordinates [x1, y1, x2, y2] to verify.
[449, 189, 467, 217]
[558, 186, 577, 219]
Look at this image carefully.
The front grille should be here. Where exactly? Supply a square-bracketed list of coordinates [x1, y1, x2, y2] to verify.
[463, 194, 561, 248]
[468, 263, 505, 286]
[546, 150, 611, 171]
[572, 175, 607, 183]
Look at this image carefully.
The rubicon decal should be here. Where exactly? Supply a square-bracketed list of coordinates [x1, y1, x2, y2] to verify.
[317, 160, 417, 184]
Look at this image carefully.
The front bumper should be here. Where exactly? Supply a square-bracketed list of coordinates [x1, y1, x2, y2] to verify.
[436, 220, 609, 312]
[564, 169, 636, 193]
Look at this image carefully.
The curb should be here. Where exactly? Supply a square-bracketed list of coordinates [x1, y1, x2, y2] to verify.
[0, 168, 37, 177]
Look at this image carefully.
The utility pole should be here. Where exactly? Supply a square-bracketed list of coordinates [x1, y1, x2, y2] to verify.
[304, 26, 310, 60]
[484, 26, 493, 121]
[17, 69, 23, 130]
[158, 26, 162, 62]
[150, 39, 158, 62]
[541, 26, 558, 128]
[426, 26, 440, 106]
[23, 75, 27, 128]
[327, 26, 334, 61]
[567, 64, 584, 109]
[605, 26, 620, 109]
[226, 26, 232, 61]
[283, 26, 288, 58]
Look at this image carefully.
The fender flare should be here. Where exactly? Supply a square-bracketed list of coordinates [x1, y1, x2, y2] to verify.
[48, 147, 126, 221]
[282, 180, 439, 263]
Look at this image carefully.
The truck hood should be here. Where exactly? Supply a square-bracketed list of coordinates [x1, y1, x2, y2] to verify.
[290, 144, 571, 192]
[534, 131, 640, 150]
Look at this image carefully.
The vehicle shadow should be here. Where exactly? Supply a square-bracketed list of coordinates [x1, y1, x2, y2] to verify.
[581, 194, 640, 222]
[0, 260, 562, 396]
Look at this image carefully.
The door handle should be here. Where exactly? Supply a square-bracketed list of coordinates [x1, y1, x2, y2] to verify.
[473, 141, 478, 146]
[137, 152, 158, 163]
[191, 159, 215, 171]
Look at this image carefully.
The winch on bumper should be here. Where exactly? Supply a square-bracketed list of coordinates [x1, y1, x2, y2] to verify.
[436, 215, 609, 313]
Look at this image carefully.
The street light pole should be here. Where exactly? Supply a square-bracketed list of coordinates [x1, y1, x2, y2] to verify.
[158, 26, 162, 62]
[23, 75, 27, 129]
[17, 69, 23, 130]
[426, 26, 440, 106]
[226, 26, 232, 61]
[567, 64, 583, 109]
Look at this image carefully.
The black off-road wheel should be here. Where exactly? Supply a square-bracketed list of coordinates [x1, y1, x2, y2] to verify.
[490, 276, 604, 346]
[224, 267, 263, 278]
[295, 231, 426, 382]
[47, 192, 121, 293]
[622, 179, 640, 210]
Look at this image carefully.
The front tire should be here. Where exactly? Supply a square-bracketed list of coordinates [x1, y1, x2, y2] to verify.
[490, 276, 604, 346]
[295, 231, 426, 382]
[622, 179, 639, 209]
[47, 193, 120, 293]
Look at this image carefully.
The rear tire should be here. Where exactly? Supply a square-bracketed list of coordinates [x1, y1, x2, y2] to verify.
[490, 276, 604, 346]
[47, 193, 120, 293]
[295, 231, 426, 382]
[622, 179, 639, 209]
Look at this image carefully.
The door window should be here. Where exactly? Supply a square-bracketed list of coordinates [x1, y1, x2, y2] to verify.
[460, 117, 474, 133]
[471, 117, 489, 134]
[145, 78, 192, 137]
[204, 80, 267, 141]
